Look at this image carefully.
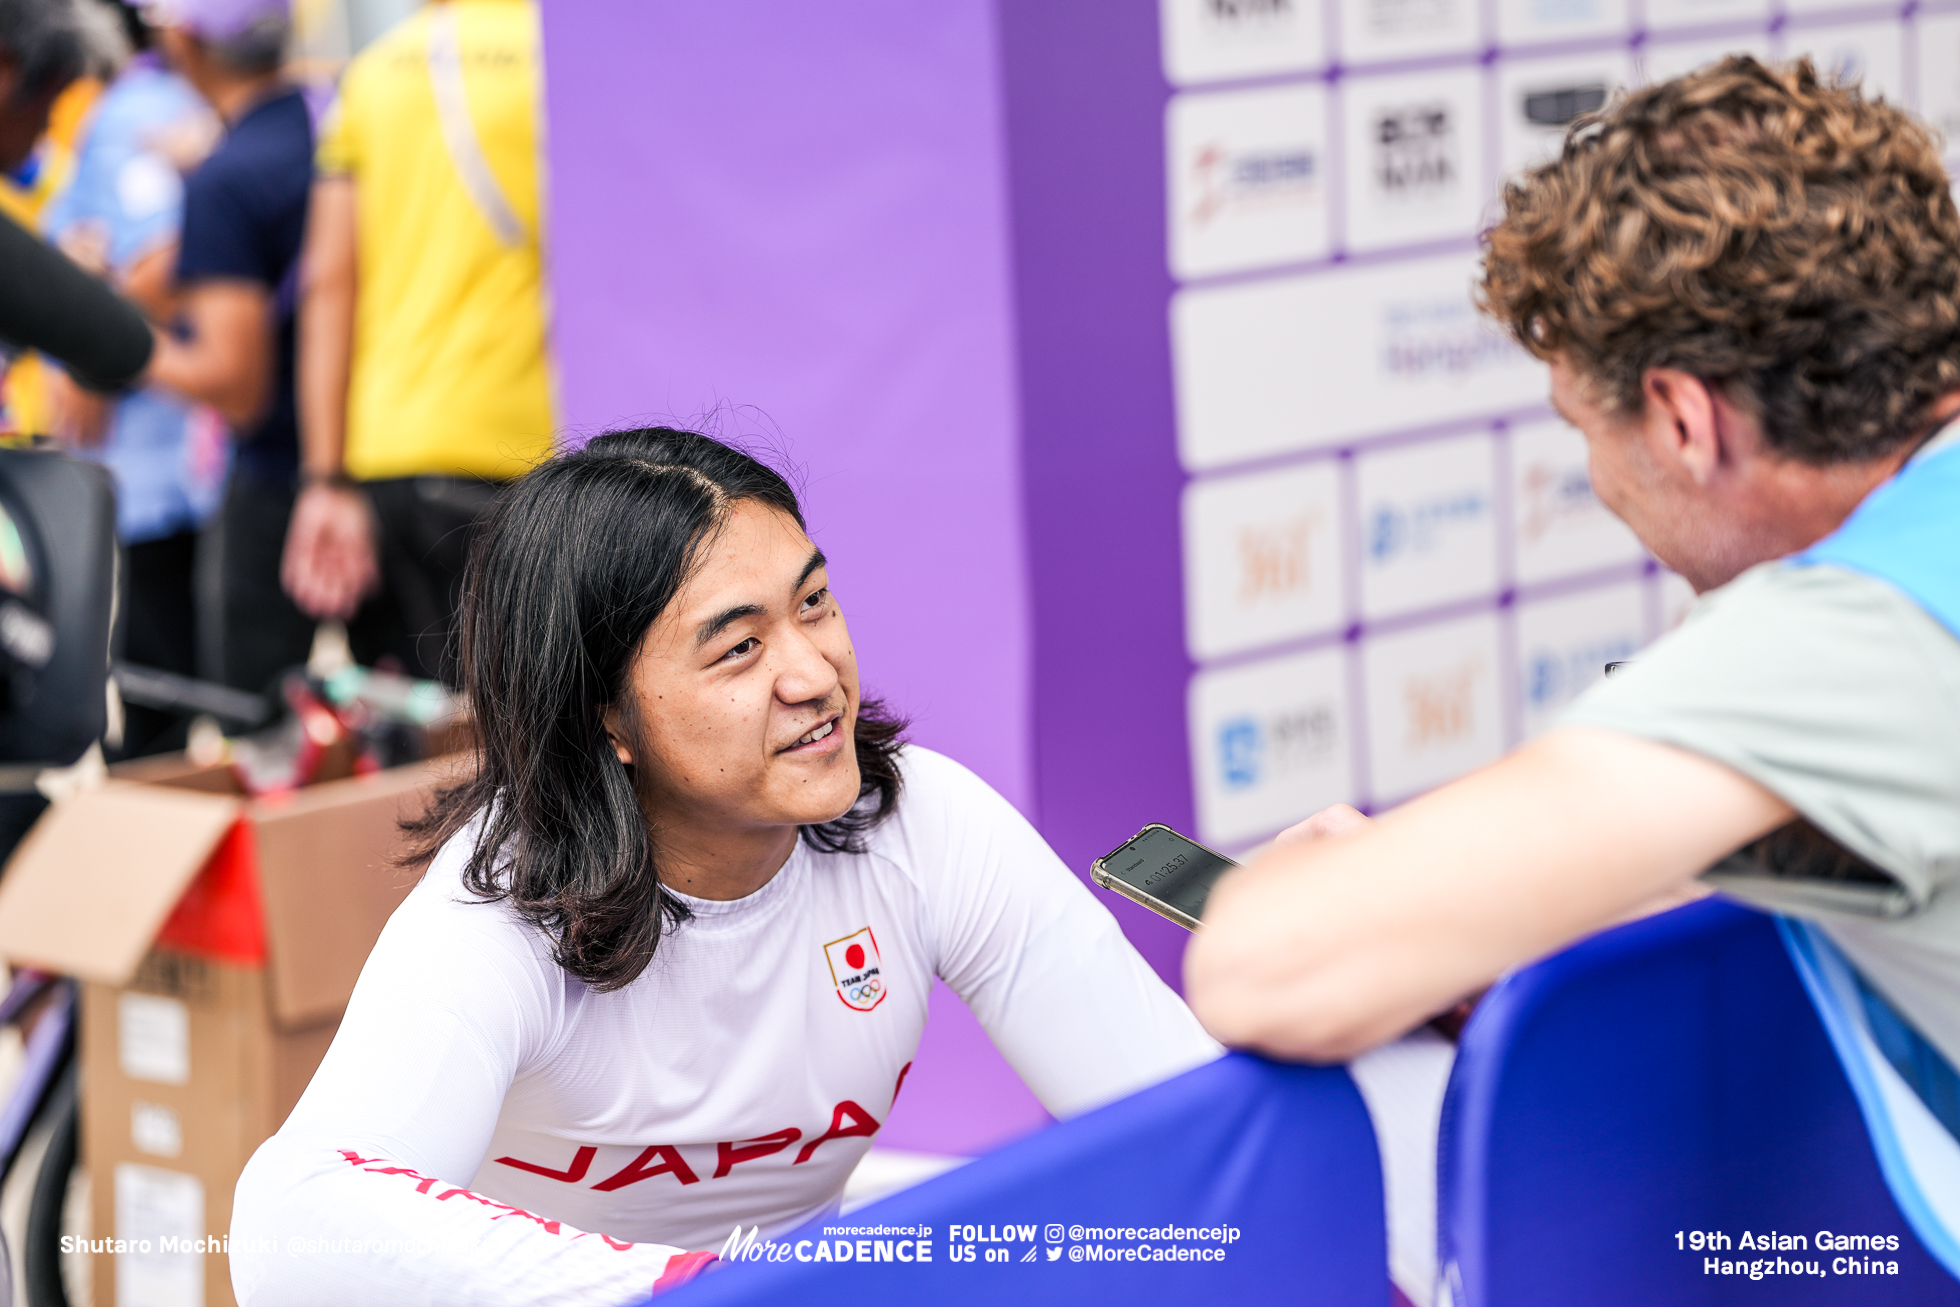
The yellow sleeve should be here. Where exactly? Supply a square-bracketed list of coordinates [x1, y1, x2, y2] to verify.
[314, 89, 355, 178]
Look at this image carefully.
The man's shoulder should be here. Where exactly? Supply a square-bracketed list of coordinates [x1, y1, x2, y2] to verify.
[885, 744, 1009, 821]
[190, 94, 310, 201]
[1701, 555, 1959, 647]
[346, 9, 432, 79]
[849, 745, 1049, 892]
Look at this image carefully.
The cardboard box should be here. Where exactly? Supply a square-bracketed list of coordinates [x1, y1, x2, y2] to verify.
[0, 754, 457, 1307]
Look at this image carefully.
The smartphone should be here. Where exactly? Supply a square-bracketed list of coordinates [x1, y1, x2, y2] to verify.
[1090, 824, 1239, 931]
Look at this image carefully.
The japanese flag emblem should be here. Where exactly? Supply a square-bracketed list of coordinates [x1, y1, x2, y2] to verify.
[824, 927, 886, 1013]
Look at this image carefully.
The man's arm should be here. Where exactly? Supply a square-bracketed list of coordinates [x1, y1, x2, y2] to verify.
[145, 280, 273, 426]
[283, 175, 377, 621]
[297, 175, 354, 484]
[1183, 727, 1793, 1063]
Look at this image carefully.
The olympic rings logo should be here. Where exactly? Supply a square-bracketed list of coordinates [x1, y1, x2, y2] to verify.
[846, 978, 883, 1005]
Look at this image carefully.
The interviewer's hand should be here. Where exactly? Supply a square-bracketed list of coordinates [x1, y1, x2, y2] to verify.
[282, 482, 378, 620]
[1272, 803, 1373, 848]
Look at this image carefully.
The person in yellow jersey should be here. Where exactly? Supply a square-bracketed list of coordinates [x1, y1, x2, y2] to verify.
[283, 0, 550, 683]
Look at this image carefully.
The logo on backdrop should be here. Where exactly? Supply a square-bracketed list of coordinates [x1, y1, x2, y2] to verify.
[1521, 83, 1607, 129]
[1188, 140, 1319, 228]
[1517, 459, 1599, 544]
[1217, 702, 1339, 791]
[1379, 297, 1518, 380]
[1525, 635, 1638, 713]
[1367, 489, 1489, 563]
[823, 928, 887, 1013]
[1375, 101, 1458, 200]
[1237, 510, 1321, 605]
[1404, 657, 1481, 748]
[1205, 0, 1294, 21]
[1363, 0, 1459, 39]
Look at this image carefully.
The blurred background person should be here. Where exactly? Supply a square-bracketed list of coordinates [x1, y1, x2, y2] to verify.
[285, 0, 551, 685]
[143, 0, 317, 696]
[43, 0, 227, 756]
[0, 0, 118, 437]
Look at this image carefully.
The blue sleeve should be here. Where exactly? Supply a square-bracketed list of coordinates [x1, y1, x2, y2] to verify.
[175, 159, 271, 288]
[104, 150, 184, 270]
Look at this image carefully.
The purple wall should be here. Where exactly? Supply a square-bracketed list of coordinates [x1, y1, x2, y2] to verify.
[999, 0, 1194, 986]
[540, 3, 1030, 816]
[540, 0, 1050, 1154]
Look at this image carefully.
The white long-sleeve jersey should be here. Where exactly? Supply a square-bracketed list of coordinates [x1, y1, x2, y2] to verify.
[231, 747, 1221, 1306]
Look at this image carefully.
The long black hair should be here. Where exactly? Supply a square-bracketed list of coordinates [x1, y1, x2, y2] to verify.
[402, 428, 907, 991]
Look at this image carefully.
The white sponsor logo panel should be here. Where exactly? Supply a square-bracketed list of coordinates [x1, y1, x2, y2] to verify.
[1342, 66, 1487, 255]
[1495, 52, 1637, 183]
[1189, 645, 1354, 846]
[1161, 0, 1326, 87]
[1780, 20, 1905, 104]
[1514, 582, 1645, 739]
[1183, 459, 1345, 660]
[1168, 83, 1332, 280]
[1920, 15, 1960, 161]
[1337, 0, 1478, 64]
[1362, 611, 1504, 803]
[1640, 33, 1771, 85]
[1356, 431, 1497, 620]
[1642, 0, 1767, 32]
[1172, 251, 1544, 471]
[1508, 418, 1644, 584]
[1495, 0, 1628, 45]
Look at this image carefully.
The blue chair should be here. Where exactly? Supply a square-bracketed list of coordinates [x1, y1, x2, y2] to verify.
[1437, 898, 1960, 1306]
[665, 1051, 1391, 1305]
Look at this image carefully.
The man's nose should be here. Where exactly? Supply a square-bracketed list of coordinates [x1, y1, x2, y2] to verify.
[776, 627, 842, 705]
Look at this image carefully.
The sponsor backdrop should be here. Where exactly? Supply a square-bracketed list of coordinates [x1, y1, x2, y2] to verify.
[543, 2, 1957, 1154]
[1162, 0, 1952, 851]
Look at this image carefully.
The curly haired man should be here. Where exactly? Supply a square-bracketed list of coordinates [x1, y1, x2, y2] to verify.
[1187, 57, 1960, 1135]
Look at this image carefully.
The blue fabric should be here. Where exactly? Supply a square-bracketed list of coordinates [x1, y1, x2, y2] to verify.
[1782, 918, 1960, 1285]
[1788, 433, 1960, 1164]
[1859, 976, 1960, 1146]
[43, 61, 226, 544]
[1793, 438, 1960, 640]
[648, 1053, 1385, 1307]
[1439, 899, 1956, 1304]
[177, 86, 311, 490]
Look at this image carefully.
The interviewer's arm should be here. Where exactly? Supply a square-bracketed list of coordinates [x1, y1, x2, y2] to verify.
[1184, 727, 1792, 1063]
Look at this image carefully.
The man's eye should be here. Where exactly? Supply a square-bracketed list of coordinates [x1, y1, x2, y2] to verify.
[720, 637, 760, 662]
[802, 588, 829, 611]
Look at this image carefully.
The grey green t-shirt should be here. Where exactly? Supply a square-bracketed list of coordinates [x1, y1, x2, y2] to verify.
[1561, 423, 1960, 1069]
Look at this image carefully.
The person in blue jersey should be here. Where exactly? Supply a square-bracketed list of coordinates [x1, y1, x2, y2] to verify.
[1188, 57, 1960, 1138]
[44, 2, 226, 755]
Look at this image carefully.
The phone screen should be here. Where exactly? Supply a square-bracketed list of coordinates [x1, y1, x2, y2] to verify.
[1098, 825, 1237, 925]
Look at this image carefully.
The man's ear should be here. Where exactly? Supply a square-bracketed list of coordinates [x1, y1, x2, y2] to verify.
[600, 704, 634, 766]
[1641, 368, 1723, 486]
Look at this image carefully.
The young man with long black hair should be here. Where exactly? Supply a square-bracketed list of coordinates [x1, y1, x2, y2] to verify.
[231, 429, 1219, 1304]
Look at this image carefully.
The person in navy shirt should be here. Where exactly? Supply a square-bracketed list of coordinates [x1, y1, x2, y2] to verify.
[146, 0, 315, 694]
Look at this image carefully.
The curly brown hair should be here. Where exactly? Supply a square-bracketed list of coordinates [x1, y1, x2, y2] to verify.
[1480, 56, 1960, 464]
